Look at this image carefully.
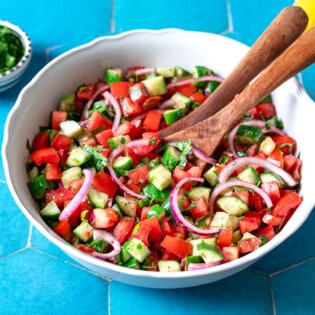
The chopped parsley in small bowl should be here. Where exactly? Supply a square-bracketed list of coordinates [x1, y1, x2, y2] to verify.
[0, 20, 32, 92]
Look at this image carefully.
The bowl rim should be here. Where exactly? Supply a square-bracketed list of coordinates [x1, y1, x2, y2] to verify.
[2, 28, 315, 287]
[0, 19, 32, 79]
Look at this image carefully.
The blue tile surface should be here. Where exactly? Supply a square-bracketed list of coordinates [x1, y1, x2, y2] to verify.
[1, 0, 315, 314]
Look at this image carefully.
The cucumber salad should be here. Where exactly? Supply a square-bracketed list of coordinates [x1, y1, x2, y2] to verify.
[27, 65, 302, 272]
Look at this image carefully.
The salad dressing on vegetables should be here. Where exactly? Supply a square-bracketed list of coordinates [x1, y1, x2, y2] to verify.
[26, 65, 302, 272]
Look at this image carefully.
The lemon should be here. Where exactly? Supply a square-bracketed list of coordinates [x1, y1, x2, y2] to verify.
[294, 0, 315, 31]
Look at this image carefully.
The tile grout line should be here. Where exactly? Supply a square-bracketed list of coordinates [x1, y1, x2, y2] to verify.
[110, 0, 115, 33]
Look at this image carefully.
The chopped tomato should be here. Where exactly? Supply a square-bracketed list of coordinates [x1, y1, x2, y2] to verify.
[32, 132, 49, 151]
[131, 132, 161, 156]
[238, 237, 260, 254]
[68, 201, 90, 227]
[45, 163, 62, 181]
[29, 147, 60, 166]
[160, 235, 193, 259]
[76, 84, 95, 100]
[256, 225, 276, 241]
[189, 197, 209, 219]
[76, 244, 94, 255]
[268, 148, 284, 168]
[89, 208, 120, 229]
[261, 181, 281, 203]
[273, 135, 297, 154]
[121, 96, 143, 117]
[127, 165, 149, 185]
[131, 222, 152, 247]
[113, 217, 135, 244]
[238, 217, 259, 234]
[95, 128, 114, 148]
[216, 227, 233, 248]
[53, 220, 72, 240]
[46, 187, 75, 208]
[51, 110, 67, 130]
[50, 133, 73, 165]
[143, 96, 162, 110]
[190, 92, 206, 103]
[87, 111, 113, 131]
[255, 102, 276, 119]
[110, 81, 131, 98]
[129, 82, 149, 104]
[172, 83, 197, 96]
[143, 110, 162, 132]
[142, 251, 159, 271]
[92, 171, 119, 197]
[272, 191, 302, 217]
[262, 213, 283, 226]
[142, 217, 164, 242]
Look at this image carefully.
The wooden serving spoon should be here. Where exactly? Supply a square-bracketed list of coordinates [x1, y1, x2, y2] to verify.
[158, 6, 308, 139]
[162, 25, 315, 156]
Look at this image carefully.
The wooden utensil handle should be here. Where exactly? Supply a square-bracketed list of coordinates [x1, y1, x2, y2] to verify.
[223, 25, 315, 130]
[158, 6, 308, 138]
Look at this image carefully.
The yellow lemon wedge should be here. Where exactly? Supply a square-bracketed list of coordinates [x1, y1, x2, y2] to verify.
[294, 0, 315, 31]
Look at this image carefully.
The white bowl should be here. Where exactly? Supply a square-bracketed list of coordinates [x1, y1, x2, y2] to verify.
[2, 29, 315, 288]
[0, 20, 32, 92]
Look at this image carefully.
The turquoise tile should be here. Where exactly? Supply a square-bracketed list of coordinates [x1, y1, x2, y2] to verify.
[114, 0, 228, 33]
[0, 0, 112, 47]
[230, 0, 292, 44]
[110, 269, 272, 315]
[272, 259, 315, 314]
[0, 184, 30, 257]
[0, 249, 109, 315]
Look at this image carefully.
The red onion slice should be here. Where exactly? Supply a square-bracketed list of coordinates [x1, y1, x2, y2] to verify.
[103, 91, 122, 132]
[209, 179, 273, 213]
[218, 156, 297, 187]
[81, 84, 109, 121]
[191, 146, 217, 165]
[228, 120, 285, 158]
[134, 67, 156, 76]
[92, 229, 121, 260]
[108, 146, 146, 199]
[170, 176, 220, 236]
[167, 75, 223, 89]
[59, 168, 94, 221]
[187, 260, 222, 271]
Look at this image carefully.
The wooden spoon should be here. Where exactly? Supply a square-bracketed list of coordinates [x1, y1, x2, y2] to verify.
[158, 6, 308, 138]
[162, 25, 315, 156]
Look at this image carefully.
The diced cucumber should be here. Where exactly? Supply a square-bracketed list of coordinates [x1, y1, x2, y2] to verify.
[260, 171, 284, 188]
[66, 147, 92, 166]
[73, 220, 93, 242]
[88, 187, 109, 209]
[116, 195, 138, 217]
[237, 166, 260, 185]
[187, 186, 211, 200]
[123, 257, 141, 269]
[190, 238, 216, 256]
[259, 136, 276, 155]
[124, 238, 151, 263]
[59, 93, 75, 112]
[142, 183, 170, 203]
[60, 120, 84, 139]
[171, 92, 192, 112]
[158, 260, 181, 272]
[118, 242, 132, 264]
[88, 239, 109, 253]
[236, 125, 265, 145]
[233, 229, 242, 243]
[217, 196, 249, 216]
[163, 108, 185, 125]
[27, 174, 51, 199]
[205, 81, 220, 93]
[107, 135, 131, 149]
[142, 76, 167, 96]
[192, 65, 211, 87]
[148, 164, 172, 191]
[241, 232, 261, 243]
[105, 68, 122, 84]
[112, 156, 133, 175]
[174, 66, 191, 78]
[197, 241, 223, 264]
[210, 211, 230, 228]
[40, 200, 61, 219]
[203, 166, 219, 187]
[147, 204, 165, 220]
[156, 67, 175, 77]
[61, 166, 82, 188]
[27, 165, 39, 182]
[161, 145, 181, 170]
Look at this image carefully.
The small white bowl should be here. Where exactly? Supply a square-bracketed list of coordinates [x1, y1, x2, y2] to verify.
[0, 20, 32, 93]
[2, 29, 315, 288]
